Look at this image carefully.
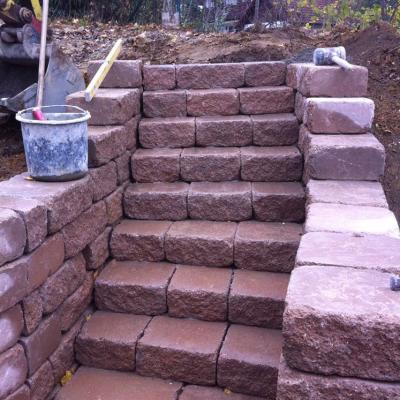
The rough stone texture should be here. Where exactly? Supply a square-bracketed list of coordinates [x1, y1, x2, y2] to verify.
[124, 115, 140, 150]
[0, 258, 28, 313]
[168, 265, 232, 321]
[0, 174, 93, 234]
[83, 228, 111, 270]
[218, 325, 283, 398]
[277, 359, 400, 400]
[229, 270, 289, 329]
[188, 181, 252, 221]
[76, 311, 151, 371]
[40, 254, 86, 314]
[0, 209, 26, 267]
[181, 386, 263, 400]
[87, 60, 142, 88]
[143, 90, 187, 118]
[186, 89, 240, 116]
[0, 305, 23, 353]
[115, 151, 131, 184]
[304, 97, 374, 134]
[132, 148, 181, 183]
[296, 232, 400, 274]
[0, 196, 47, 252]
[21, 289, 42, 336]
[241, 146, 302, 182]
[55, 367, 182, 400]
[295, 92, 306, 121]
[303, 131, 385, 181]
[139, 117, 195, 148]
[252, 182, 306, 222]
[89, 162, 118, 202]
[239, 87, 294, 115]
[287, 63, 369, 97]
[181, 147, 240, 182]
[0, 345, 28, 399]
[177, 64, 245, 89]
[143, 64, 176, 91]
[305, 203, 400, 238]
[283, 265, 400, 381]
[196, 115, 253, 147]
[67, 88, 141, 125]
[124, 182, 189, 220]
[105, 188, 124, 225]
[56, 273, 93, 332]
[27, 360, 54, 400]
[110, 220, 172, 262]
[19, 314, 61, 375]
[235, 221, 302, 272]
[3, 385, 30, 400]
[307, 180, 388, 208]
[95, 261, 175, 314]
[165, 220, 236, 267]
[252, 114, 298, 146]
[244, 62, 286, 87]
[137, 316, 227, 385]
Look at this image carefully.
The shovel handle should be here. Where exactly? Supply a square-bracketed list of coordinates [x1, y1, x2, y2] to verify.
[36, 0, 49, 109]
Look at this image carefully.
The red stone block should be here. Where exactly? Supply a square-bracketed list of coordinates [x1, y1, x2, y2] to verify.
[143, 64, 176, 91]
[143, 90, 187, 118]
[244, 61, 286, 87]
[0, 305, 23, 353]
[27, 360, 54, 400]
[21, 289, 42, 336]
[0, 209, 25, 267]
[295, 92, 306, 121]
[115, 151, 131, 184]
[124, 115, 140, 150]
[137, 316, 227, 385]
[95, 261, 175, 314]
[105, 188, 124, 225]
[89, 162, 118, 201]
[83, 227, 111, 270]
[187, 89, 239, 116]
[3, 385, 30, 400]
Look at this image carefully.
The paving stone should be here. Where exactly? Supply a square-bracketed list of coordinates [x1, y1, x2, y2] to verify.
[62, 201, 108, 258]
[177, 63, 244, 89]
[124, 115, 140, 150]
[83, 227, 111, 270]
[87, 60, 142, 88]
[283, 265, 400, 381]
[143, 64, 176, 91]
[0, 345, 28, 399]
[188, 181, 252, 221]
[0, 196, 47, 252]
[304, 97, 374, 134]
[40, 254, 86, 314]
[196, 115, 253, 147]
[165, 220, 236, 267]
[137, 316, 227, 385]
[251, 114, 298, 146]
[67, 88, 141, 125]
[303, 131, 385, 181]
[139, 117, 195, 148]
[241, 146, 302, 182]
[110, 220, 172, 261]
[55, 367, 182, 400]
[229, 270, 289, 329]
[132, 148, 181, 183]
[187, 89, 240, 116]
[181, 147, 240, 182]
[105, 187, 124, 225]
[168, 265, 232, 321]
[218, 325, 282, 398]
[21, 289, 42, 336]
[95, 260, 175, 314]
[296, 232, 400, 274]
[181, 385, 263, 400]
[115, 151, 131, 184]
[19, 314, 61, 375]
[244, 61, 286, 87]
[143, 90, 187, 117]
[89, 162, 118, 201]
[305, 203, 400, 238]
[27, 360, 54, 400]
[238, 87, 294, 115]
[0, 305, 23, 353]
[124, 182, 189, 220]
[235, 221, 302, 272]
[76, 311, 151, 371]
[3, 385, 30, 400]
[253, 182, 305, 222]
[307, 180, 388, 208]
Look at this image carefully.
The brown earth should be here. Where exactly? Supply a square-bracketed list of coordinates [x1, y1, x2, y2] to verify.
[0, 21, 399, 219]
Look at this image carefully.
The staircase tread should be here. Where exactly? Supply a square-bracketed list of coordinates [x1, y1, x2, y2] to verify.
[180, 385, 264, 399]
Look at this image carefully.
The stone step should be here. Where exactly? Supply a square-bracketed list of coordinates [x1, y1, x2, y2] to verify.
[132, 146, 302, 183]
[110, 219, 302, 271]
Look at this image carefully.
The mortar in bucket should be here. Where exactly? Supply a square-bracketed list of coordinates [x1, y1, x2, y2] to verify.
[16, 105, 91, 182]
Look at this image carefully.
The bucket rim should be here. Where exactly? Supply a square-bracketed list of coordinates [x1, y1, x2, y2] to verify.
[16, 105, 91, 125]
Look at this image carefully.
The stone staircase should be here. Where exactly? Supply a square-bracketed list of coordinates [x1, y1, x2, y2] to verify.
[56, 61, 305, 400]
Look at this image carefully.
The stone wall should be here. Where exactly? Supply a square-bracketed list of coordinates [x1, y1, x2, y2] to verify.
[0, 60, 142, 400]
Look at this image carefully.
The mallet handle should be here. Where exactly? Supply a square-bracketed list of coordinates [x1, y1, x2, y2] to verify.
[332, 55, 353, 70]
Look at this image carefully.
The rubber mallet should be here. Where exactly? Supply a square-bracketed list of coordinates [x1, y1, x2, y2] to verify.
[313, 46, 353, 70]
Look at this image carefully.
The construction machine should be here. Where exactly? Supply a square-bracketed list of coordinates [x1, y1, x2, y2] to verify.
[0, 0, 84, 115]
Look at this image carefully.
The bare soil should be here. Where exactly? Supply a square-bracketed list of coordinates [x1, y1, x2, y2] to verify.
[1, 21, 399, 219]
